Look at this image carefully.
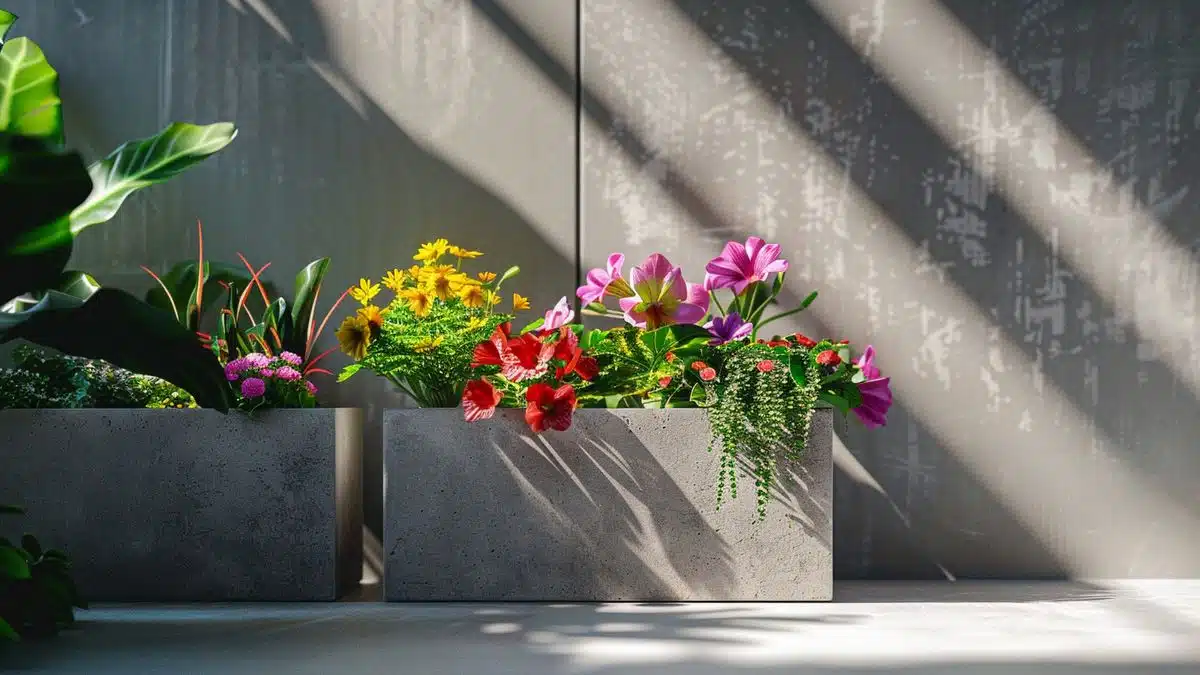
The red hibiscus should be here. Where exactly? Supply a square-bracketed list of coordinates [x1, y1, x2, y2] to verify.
[462, 379, 501, 422]
[502, 333, 556, 382]
[553, 327, 599, 381]
[816, 349, 842, 367]
[525, 383, 577, 432]
[471, 323, 513, 368]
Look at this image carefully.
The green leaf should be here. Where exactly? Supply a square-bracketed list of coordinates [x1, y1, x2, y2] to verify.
[285, 257, 329, 356]
[0, 10, 16, 43]
[337, 363, 363, 383]
[3, 287, 233, 410]
[581, 328, 610, 350]
[494, 265, 520, 291]
[0, 616, 18, 641]
[789, 351, 810, 387]
[0, 36, 63, 146]
[0, 545, 30, 579]
[799, 290, 819, 310]
[20, 533, 40, 558]
[145, 260, 251, 327]
[818, 390, 851, 415]
[12, 122, 237, 252]
[53, 269, 101, 300]
[0, 504, 24, 515]
[519, 317, 545, 334]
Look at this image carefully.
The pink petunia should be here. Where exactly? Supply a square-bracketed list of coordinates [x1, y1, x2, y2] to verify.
[703, 236, 789, 295]
[852, 346, 892, 428]
[576, 253, 634, 305]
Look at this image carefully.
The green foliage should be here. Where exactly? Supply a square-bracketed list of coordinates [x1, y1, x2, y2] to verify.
[574, 324, 710, 406]
[0, 345, 196, 410]
[0, 508, 84, 642]
[344, 298, 512, 408]
[703, 341, 821, 521]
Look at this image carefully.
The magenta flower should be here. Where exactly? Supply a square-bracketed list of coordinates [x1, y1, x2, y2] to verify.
[260, 369, 275, 378]
[704, 311, 753, 345]
[279, 351, 303, 366]
[618, 253, 709, 329]
[276, 366, 302, 381]
[224, 358, 247, 381]
[243, 352, 270, 368]
[305, 381, 318, 395]
[704, 236, 789, 295]
[852, 346, 892, 428]
[576, 253, 634, 304]
[541, 296, 575, 332]
[240, 377, 267, 398]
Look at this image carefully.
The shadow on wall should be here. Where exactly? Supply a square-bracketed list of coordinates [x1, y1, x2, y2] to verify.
[11, 0, 578, 537]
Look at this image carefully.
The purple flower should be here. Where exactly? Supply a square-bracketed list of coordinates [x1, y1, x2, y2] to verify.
[224, 358, 247, 381]
[617, 253, 709, 329]
[576, 253, 634, 305]
[243, 352, 270, 368]
[704, 311, 753, 345]
[240, 377, 267, 398]
[541, 296, 575, 332]
[279, 351, 303, 366]
[704, 236, 789, 295]
[260, 369, 275, 378]
[852, 345, 892, 428]
[276, 366, 302, 381]
[305, 381, 318, 395]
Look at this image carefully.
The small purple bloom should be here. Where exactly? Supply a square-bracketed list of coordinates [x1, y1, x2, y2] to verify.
[704, 236, 789, 295]
[279, 351, 302, 366]
[704, 311, 753, 345]
[240, 377, 267, 398]
[276, 366, 302, 381]
[243, 352, 270, 368]
[305, 381, 318, 395]
[852, 345, 892, 428]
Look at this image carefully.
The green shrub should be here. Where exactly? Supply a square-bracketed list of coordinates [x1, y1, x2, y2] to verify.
[0, 346, 196, 409]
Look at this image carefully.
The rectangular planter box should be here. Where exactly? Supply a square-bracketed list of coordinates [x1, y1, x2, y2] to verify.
[0, 408, 362, 601]
[384, 407, 832, 601]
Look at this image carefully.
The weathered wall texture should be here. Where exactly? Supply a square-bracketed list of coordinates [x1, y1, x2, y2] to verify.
[7, 0, 1200, 578]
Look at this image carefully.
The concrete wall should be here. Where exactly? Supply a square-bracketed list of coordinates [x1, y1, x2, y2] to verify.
[8, 0, 1200, 578]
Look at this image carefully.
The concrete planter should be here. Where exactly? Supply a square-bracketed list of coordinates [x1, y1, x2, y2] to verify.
[0, 408, 363, 601]
[384, 408, 832, 601]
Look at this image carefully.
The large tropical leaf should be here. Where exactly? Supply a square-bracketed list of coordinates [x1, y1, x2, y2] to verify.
[11, 122, 237, 252]
[285, 257, 330, 356]
[0, 35, 63, 145]
[0, 10, 16, 42]
[3, 287, 233, 410]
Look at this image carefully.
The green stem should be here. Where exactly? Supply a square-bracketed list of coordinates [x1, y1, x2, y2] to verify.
[756, 304, 809, 331]
[387, 374, 421, 405]
[710, 291, 728, 317]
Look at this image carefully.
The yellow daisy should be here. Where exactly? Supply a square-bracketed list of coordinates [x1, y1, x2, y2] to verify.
[401, 287, 434, 317]
[412, 335, 445, 353]
[381, 269, 405, 292]
[335, 315, 372, 360]
[512, 293, 531, 312]
[413, 238, 450, 264]
[357, 305, 386, 331]
[348, 278, 380, 306]
[419, 264, 469, 301]
[448, 245, 483, 260]
[477, 271, 497, 284]
[458, 281, 487, 308]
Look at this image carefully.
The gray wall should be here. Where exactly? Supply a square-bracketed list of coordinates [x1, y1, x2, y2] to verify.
[9, 0, 1200, 579]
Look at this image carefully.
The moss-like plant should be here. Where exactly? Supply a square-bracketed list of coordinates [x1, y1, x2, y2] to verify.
[0, 346, 195, 410]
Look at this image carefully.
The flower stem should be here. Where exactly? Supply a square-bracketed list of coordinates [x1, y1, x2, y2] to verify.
[710, 291, 728, 317]
[756, 304, 808, 331]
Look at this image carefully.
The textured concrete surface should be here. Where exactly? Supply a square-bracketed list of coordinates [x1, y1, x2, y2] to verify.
[384, 408, 832, 601]
[0, 408, 363, 601]
[4, 581, 1199, 674]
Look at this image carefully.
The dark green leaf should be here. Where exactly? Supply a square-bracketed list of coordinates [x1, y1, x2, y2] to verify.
[145, 261, 251, 327]
[0, 545, 31, 579]
[0, 616, 18, 641]
[285, 257, 330, 356]
[818, 390, 852, 415]
[4, 287, 233, 410]
[20, 533, 40, 558]
[0, 503, 25, 515]
[789, 351, 810, 387]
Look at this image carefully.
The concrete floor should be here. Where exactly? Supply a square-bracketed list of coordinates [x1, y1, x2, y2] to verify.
[4, 581, 1200, 674]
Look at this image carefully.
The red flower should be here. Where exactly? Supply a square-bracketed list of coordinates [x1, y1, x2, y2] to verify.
[838, 339, 850, 345]
[502, 333, 556, 381]
[699, 367, 717, 382]
[462, 379, 502, 422]
[471, 323, 514, 368]
[756, 360, 775, 373]
[816, 349, 842, 367]
[792, 333, 817, 348]
[766, 339, 789, 348]
[665, 351, 677, 363]
[553, 327, 600, 381]
[525, 383, 577, 432]
[658, 376, 673, 388]
[690, 360, 709, 372]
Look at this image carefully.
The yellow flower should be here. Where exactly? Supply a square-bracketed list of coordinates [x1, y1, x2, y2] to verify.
[458, 281, 487, 308]
[419, 264, 469, 301]
[357, 305, 386, 331]
[381, 269, 405, 292]
[512, 293, 531, 311]
[412, 335, 445, 353]
[414, 238, 450, 264]
[477, 271, 497, 283]
[401, 287, 434, 317]
[448, 245, 483, 259]
[349, 278, 380, 306]
[487, 290, 503, 306]
[465, 316, 489, 331]
[408, 265, 422, 279]
[336, 315, 372, 360]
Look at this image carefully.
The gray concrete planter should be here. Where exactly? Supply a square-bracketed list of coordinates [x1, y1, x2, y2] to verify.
[384, 408, 832, 601]
[0, 408, 363, 601]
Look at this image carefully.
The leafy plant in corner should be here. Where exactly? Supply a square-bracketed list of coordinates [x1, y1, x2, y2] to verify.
[0, 504, 85, 642]
[0, 9, 237, 409]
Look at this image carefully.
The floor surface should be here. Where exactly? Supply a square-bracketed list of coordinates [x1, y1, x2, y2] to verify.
[4, 581, 1200, 674]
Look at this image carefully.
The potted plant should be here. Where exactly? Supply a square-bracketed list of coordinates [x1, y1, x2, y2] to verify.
[367, 237, 890, 601]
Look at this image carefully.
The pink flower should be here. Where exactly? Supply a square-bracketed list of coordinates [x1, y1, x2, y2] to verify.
[224, 359, 247, 381]
[704, 236, 789, 295]
[576, 253, 634, 304]
[240, 377, 266, 398]
[852, 346, 892, 428]
[243, 353, 270, 368]
[617, 253, 708, 329]
[279, 351, 302, 366]
[275, 366, 302, 381]
[699, 367, 717, 382]
[260, 369, 275, 378]
[541, 296, 575, 332]
[305, 381, 318, 395]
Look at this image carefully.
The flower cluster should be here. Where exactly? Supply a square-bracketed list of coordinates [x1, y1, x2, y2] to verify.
[336, 239, 525, 408]
[224, 351, 317, 412]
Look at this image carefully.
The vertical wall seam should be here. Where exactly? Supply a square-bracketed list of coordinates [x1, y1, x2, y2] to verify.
[573, 0, 584, 313]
